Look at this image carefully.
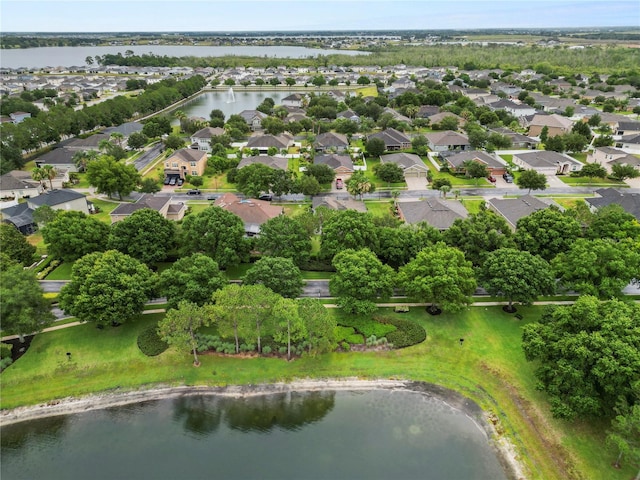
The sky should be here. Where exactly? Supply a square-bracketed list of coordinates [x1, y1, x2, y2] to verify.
[1, 0, 638, 33]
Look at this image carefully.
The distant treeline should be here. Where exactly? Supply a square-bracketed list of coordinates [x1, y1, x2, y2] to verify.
[0, 37, 98, 49]
[0, 75, 206, 174]
[95, 44, 640, 74]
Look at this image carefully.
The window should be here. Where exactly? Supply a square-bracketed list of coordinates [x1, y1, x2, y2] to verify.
[165, 162, 169, 167]
[172, 162, 178, 168]
[190, 161, 196, 167]
[191, 170, 198, 176]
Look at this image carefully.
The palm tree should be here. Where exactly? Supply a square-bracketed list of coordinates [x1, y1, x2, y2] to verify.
[440, 184, 451, 199]
[31, 167, 46, 189]
[73, 150, 97, 172]
[40, 165, 57, 191]
[110, 132, 124, 148]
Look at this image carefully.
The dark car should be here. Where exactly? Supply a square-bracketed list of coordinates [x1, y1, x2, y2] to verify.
[258, 193, 273, 201]
[177, 178, 184, 186]
[206, 195, 218, 201]
[164, 177, 171, 185]
[502, 173, 514, 183]
[187, 189, 201, 195]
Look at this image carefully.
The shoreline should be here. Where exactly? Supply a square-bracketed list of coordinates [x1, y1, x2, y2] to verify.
[0, 378, 526, 480]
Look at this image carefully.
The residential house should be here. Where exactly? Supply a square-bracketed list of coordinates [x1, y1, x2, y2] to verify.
[238, 155, 289, 170]
[489, 127, 539, 149]
[380, 152, 429, 177]
[190, 127, 226, 152]
[425, 130, 471, 152]
[109, 195, 186, 223]
[314, 154, 354, 175]
[587, 147, 640, 174]
[9, 111, 31, 124]
[1, 189, 89, 234]
[368, 128, 412, 151]
[397, 198, 468, 230]
[214, 192, 282, 236]
[238, 109, 268, 131]
[585, 188, 640, 221]
[616, 121, 640, 136]
[416, 105, 440, 119]
[426, 112, 465, 129]
[617, 134, 640, 154]
[524, 113, 574, 138]
[164, 148, 208, 181]
[282, 93, 306, 108]
[34, 147, 78, 171]
[488, 99, 537, 118]
[314, 132, 349, 153]
[486, 195, 561, 230]
[0, 171, 43, 200]
[59, 133, 111, 152]
[246, 133, 294, 155]
[337, 109, 360, 123]
[512, 151, 583, 175]
[312, 196, 367, 213]
[443, 150, 507, 176]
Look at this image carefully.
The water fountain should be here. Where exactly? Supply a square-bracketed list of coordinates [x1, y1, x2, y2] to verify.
[226, 87, 235, 103]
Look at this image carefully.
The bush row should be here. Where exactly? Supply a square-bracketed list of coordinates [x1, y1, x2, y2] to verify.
[377, 316, 426, 349]
[337, 315, 397, 339]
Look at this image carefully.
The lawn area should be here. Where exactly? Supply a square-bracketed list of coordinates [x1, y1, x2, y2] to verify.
[363, 200, 394, 217]
[27, 231, 46, 256]
[45, 261, 74, 280]
[569, 153, 587, 163]
[89, 198, 122, 223]
[0, 306, 627, 480]
[355, 85, 378, 97]
[426, 161, 495, 188]
[557, 176, 626, 187]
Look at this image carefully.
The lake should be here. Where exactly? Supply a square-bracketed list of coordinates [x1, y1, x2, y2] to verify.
[169, 90, 291, 123]
[0, 45, 368, 69]
[0, 389, 509, 480]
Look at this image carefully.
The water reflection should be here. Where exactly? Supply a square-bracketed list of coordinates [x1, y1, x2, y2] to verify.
[172, 391, 335, 436]
[1, 415, 68, 451]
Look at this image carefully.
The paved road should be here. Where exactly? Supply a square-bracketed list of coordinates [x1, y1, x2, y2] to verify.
[133, 143, 163, 172]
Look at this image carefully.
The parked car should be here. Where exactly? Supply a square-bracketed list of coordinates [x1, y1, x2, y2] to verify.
[258, 193, 273, 201]
[164, 177, 171, 185]
[206, 195, 218, 201]
[487, 175, 496, 183]
[502, 173, 514, 183]
[187, 189, 201, 195]
[169, 177, 177, 186]
[177, 178, 184, 186]
[336, 178, 344, 189]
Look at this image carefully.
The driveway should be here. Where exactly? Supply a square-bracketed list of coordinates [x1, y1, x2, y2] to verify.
[546, 175, 566, 188]
[405, 176, 428, 191]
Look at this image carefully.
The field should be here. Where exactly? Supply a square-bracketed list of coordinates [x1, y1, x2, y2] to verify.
[0, 305, 631, 480]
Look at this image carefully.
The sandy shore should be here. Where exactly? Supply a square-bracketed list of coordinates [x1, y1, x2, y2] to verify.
[0, 378, 527, 479]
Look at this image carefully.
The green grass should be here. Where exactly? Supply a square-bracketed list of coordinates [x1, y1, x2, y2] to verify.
[363, 200, 394, 217]
[45, 261, 74, 280]
[557, 176, 625, 187]
[89, 198, 121, 223]
[0, 306, 628, 480]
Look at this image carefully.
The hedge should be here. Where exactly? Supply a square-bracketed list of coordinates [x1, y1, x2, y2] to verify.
[337, 316, 396, 338]
[137, 325, 169, 356]
[377, 316, 426, 349]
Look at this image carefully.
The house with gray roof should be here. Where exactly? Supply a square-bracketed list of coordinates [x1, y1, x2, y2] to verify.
[587, 146, 640, 174]
[102, 121, 143, 137]
[238, 155, 289, 171]
[617, 134, 640, 154]
[425, 130, 471, 152]
[486, 195, 560, 230]
[512, 151, 583, 175]
[59, 133, 111, 151]
[397, 198, 468, 230]
[0, 171, 43, 200]
[314, 132, 349, 153]
[585, 188, 640, 221]
[34, 147, 78, 171]
[444, 150, 507, 176]
[489, 127, 539, 149]
[367, 128, 412, 151]
[110, 194, 186, 223]
[246, 134, 293, 154]
[239, 109, 269, 131]
[190, 126, 226, 152]
[312, 196, 367, 213]
[380, 152, 429, 177]
[314, 154, 354, 175]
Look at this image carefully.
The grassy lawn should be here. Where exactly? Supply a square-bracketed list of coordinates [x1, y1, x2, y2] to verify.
[89, 198, 121, 223]
[557, 176, 626, 187]
[45, 261, 74, 280]
[27, 231, 47, 256]
[0, 306, 628, 480]
[426, 161, 494, 188]
[355, 85, 378, 97]
[569, 153, 587, 163]
[363, 200, 394, 217]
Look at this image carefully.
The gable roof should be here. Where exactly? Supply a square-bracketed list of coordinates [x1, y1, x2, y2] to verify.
[368, 128, 411, 147]
[527, 113, 573, 129]
[620, 133, 640, 145]
[238, 109, 268, 123]
[214, 192, 282, 233]
[27, 189, 86, 208]
[380, 152, 428, 171]
[487, 195, 556, 228]
[0, 172, 40, 191]
[425, 130, 470, 146]
[585, 188, 640, 221]
[34, 147, 76, 166]
[191, 126, 226, 139]
[61, 133, 111, 149]
[315, 132, 349, 148]
[444, 150, 506, 169]
[237, 155, 289, 170]
[167, 148, 208, 163]
[314, 154, 354, 171]
[398, 198, 468, 229]
[514, 151, 582, 169]
[109, 195, 171, 217]
[246, 134, 292, 150]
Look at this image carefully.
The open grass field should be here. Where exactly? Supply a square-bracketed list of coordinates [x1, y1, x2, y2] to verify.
[0, 305, 629, 480]
[558, 176, 626, 187]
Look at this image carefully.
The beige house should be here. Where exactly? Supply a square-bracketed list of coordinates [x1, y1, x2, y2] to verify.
[110, 195, 186, 223]
[0, 171, 43, 200]
[525, 114, 573, 138]
[380, 152, 429, 177]
[512, 151, 583, 175]
[164, 149, 208, 181]
[214, 192, 282, 236]
[587, 147, 640, 174]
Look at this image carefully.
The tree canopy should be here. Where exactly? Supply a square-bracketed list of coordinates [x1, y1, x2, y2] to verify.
[86, 156, 141, 200]
[320, 210, 378, 261]
[515, 207, 582, 261]
[0, 224, 36, 266]
[107, 208, 175, 265]
[516, 170, 548, 194]
[375, 223, 442, 269]
[41, 211, 110, 262]
[59, 250, 156, 327]
[255, 215, 312, 267]
[242, 256, 305, 299]
[522, 296, 640, 419]
[158, 301, 210, 366]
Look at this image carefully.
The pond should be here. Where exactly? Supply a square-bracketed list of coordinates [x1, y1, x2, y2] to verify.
[0, 389, 509, 480]
[169, 90, 291, 124]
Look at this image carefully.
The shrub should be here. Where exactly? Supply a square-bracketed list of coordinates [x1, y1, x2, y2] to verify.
[0, 357, 12, 370]
[337, 316, 396, 338]
[377, 316, 426, 349]
[137, 325, 169, 356]
[340, 341, 351, 351]
[262, 345, 272, 355]
[0, 342, 12, 359]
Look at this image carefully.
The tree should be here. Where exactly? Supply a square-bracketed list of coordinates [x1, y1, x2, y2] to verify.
[158, 301, 210, 366]
[374, 162, 405, 184]
[158, 253, 226, 311]
[0, 264, 54, 342]
[73, 150, 98, 172]
[365, 137, 386, 157]
[179, 206, 248, 269]
[189, 176, 204, 188]
[479, 248, 555, 311]
[304, 163, 335, 185]
[516, 169, 547, 194]
[375, 223, 442, 269]
[0, 224, 36, 265]
[329, 248, 395, 315]
[540, 125, 549, 143]
[59, 250, 156, 327]
[295, 174, 322, 197]
[571, 120, 592, 140]
[297, 298, 336, 355]
[138, 177, 161, 193]
[127, 132, 148, 150]
[611, 163, 640, 181]
[443, 210, 515, 266]
[606, 398, 640, 473]
[311, 75, 326, 87]
[320, 210, 378, 260]
[164, 134, 185, 150]
[515, 207, 582, 261]
[551, 238, 640, 298]
[398, 242, 476, 314]
[86, 157, 141, 200]
[235, 163, 276, 198]
[579, 162, 607, 179]
[356, 75, 371, 85]
[107, 209, 175, 265]
[261, 117, 286, 136]
[563, 133, 588, 153]
[411, 134, 428, 155]
[463, 160, 488, 184]
[272, 297, 306, 360]
[544, 134, 564, 152]
[242, 257, 304, 299]
[32, 205, 57, 226]
[431, 177, 452, 190]
[522, 296, 640, 419]
[38, 164, 57, 191]
[346, 170, 375, 199]
[585, 204, 640, 241]
[41, 211, 110, 262]
[255, 216, 311, 267]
